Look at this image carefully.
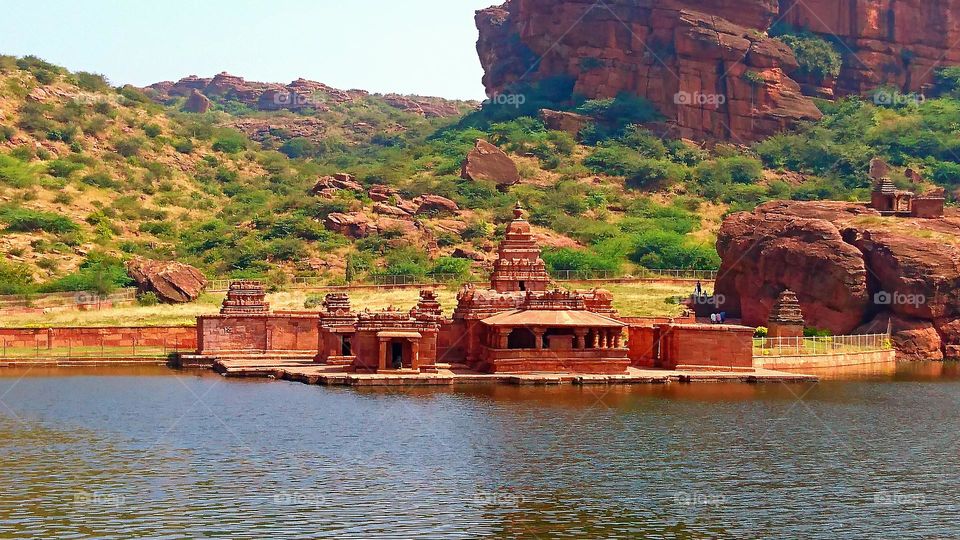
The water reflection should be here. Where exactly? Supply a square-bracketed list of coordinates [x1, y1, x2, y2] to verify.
[0, 363, 957, 538]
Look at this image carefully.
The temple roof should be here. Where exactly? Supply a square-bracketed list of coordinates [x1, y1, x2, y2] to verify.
[480, 309, 625, 328]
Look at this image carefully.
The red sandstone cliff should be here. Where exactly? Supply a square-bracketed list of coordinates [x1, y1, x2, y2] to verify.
[476, 0, 960, 141]
[715, 201, 960, 360]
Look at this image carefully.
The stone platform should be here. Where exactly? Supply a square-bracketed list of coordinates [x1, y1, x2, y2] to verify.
[196, 357, 818, 386]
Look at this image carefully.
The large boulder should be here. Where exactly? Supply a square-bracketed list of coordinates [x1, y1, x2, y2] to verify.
[856, 313, 944, 362]
[717, 200, 960, 360]
[413, 195, 459, 216]
[184, 89, 212, 113]
[312, 173, 362, 194]
[539, 109, 588, 137]
[715, 203, 871, 333]
[324, 212, 371, 238]
[460, 139, 520, 187]
[125, 258, 207, 303]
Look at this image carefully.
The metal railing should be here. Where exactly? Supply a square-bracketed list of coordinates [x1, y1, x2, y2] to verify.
[753, 334, 892, 357]
[0, 288, 138, 309]
[205, 267, 719, 291]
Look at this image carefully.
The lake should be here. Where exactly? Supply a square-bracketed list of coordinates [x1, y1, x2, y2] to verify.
[0, 363, 958, 538]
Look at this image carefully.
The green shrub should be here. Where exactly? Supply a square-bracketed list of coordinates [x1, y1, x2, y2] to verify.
[429, 257, 471, 279]
[771, 25, 843, 81]
[114, 136, 145, 157]
[72, 71, 111, 92]
[279, 137, 318, 159]
[0, 154, 37, 187]
[172, 138, 194, 154]
[0, 125, 14, 141]
[47, 159, 84, 178]
[0, 207, 80, 233]
[137, 291, 160, 306]
[81, 171, 120, 189]
[143, 123, 162, 138]
[212, 130, 248, 153]
[41, 252, 132, 294]
[0, 259, 35, 294]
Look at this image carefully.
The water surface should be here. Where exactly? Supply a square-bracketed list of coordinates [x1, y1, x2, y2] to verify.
[0, 363, 958, 538]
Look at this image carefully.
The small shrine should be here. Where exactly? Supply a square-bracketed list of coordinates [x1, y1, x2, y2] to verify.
[489, 202, 551, 293]
[868, 159, 944, 218]
[767, 289, 805, 339]
[220, 280, 270, 314]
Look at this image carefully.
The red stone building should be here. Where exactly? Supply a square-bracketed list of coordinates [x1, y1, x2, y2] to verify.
[194, 205, 756, 373]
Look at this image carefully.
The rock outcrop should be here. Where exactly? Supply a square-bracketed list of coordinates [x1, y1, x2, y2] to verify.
[461, 139, 520, 187]
[476, 0, 960, 141]
[147, 73, 466, 118]
[125, 258, 207, 304]
[716, 200, 960, 359]
[184, 89, 212, 113]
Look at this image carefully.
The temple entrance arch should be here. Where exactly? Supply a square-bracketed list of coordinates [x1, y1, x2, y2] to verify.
[507, 328, 537, 349]
[391, 341, 404, 369]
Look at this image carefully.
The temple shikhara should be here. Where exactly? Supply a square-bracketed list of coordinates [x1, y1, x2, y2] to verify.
[190, 204, 758, 376]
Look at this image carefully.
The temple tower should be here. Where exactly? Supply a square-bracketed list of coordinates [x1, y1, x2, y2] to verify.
[220, 280, 270, 314]
[768, 289, 805, 338]
[490, 202, 551, 293]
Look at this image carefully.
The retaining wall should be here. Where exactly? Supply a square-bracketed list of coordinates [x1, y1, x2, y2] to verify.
[0, 326, 197, 350]
[754, 349, 897, 371]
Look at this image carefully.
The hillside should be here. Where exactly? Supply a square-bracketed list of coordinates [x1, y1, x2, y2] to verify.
[0, 51, 959, 299]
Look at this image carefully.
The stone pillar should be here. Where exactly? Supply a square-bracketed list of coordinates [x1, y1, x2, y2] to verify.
[411, 339, 420, 370]
[498, 328, 509, 349]
[613, 329, 622, 349]
[604, 330, 612, 349]
[574, 328, 587, 349]
[533, 327, 545, 350]
[378, 338, 387, 371]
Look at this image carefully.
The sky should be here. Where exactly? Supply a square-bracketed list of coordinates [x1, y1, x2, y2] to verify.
[0, 0, 497, 100]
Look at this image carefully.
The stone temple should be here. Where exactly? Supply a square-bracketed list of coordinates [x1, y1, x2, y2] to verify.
[193, 204, 757, 374]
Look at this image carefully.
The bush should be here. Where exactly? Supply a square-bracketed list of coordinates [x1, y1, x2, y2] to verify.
[41, 252, 132, 294]
[143, 123, 162, 138]
[0, 207, 80, 233]
[771, 25, 843, 81]
[0, 154, 37, 187]
[114, 136, 145, 157]
[279, 137, 318, 159]
[172, 138, 194, 154]
[47, 159, 84, 178]
[429, 257, 471, 279]
[212, 130, 247, 153]
[0, 259, 35, 294]
[72, 71, 111, 92]
[81, 171, 120, 189]
[0, 125, 14, 141]
[137, 291, 160, 306]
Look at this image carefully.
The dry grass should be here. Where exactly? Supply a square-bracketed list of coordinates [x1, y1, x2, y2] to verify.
[0, 281, 691, 328]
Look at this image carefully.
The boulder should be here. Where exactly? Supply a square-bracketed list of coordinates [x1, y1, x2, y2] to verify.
[460, 139, 520, 187]
[368, 185, 398, 202]
[715, 204, 871, 333]
[413, 195, 459, 216]
[856, 313, 943, 361]
[717, 199, 960, 359]
[373, 202, 411, 217]
[184, 89, 212, 113]
[452, 247, 486, 261]
[312, 173, 362, 194]
[539, 109, 589, 137]
[396, 198, 420, 215]
[324, 212, 371, 238]
[125, 258, 207, 304]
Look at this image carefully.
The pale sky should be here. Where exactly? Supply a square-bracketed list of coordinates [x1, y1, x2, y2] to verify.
[0, 0, 498, 99]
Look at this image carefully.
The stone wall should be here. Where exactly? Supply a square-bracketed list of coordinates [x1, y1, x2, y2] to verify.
[0, 326, 197, 350]
[754, 349, 896, 371]
[196, 314, 319, 354]
[656, 324, 755, 370]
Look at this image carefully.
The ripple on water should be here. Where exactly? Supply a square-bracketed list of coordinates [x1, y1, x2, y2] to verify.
[0, 366, 958, 538]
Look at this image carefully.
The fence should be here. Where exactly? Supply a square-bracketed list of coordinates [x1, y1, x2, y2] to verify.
[753, 334, 892, 357]
[0, 288, 138, 310]
[205, 268, 719, 291]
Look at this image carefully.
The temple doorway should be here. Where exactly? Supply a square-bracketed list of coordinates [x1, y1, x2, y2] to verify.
[391, 341, 404, 369]
[507, 328, 537, 349]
